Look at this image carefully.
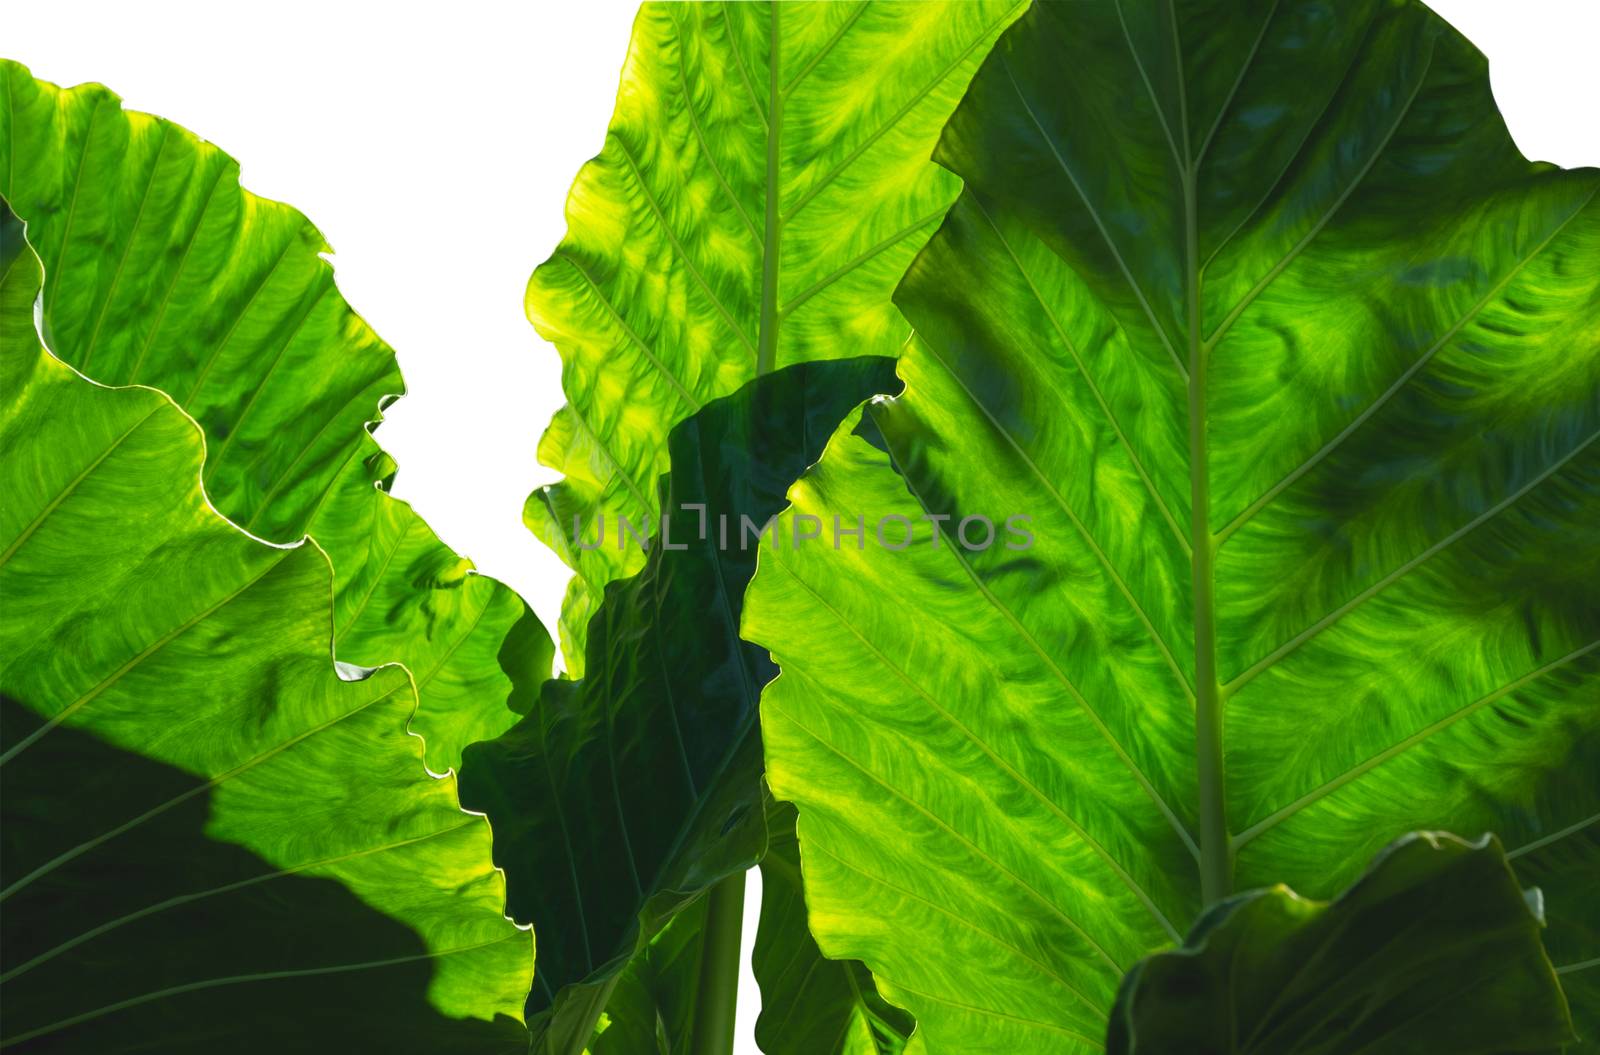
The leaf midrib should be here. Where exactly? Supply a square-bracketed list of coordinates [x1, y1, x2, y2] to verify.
[760, 0, 1031, 374]
[754, 1, 782, 376]
[1159, 0, 1235, 909]
[1121, 6, 1594, 895]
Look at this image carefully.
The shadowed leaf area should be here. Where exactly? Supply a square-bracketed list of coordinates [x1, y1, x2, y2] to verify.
[460, 355, 901, 1052]
[0, 698, 527, 1054]
[587, 895, 711, 1055]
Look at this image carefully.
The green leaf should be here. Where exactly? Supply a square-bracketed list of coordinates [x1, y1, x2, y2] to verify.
[524, 0, 1025, 672]
[743, 1, 1599, 1048]
[460, 355, 901, 1053]
[755, 800, 914, 1055]
[0, 61, 551, 770]
[0, 207, 530, 1050]
[1107, 832, 1572, 1054]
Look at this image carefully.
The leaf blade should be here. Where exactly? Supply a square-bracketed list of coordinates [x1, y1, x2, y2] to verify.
[0, 61, 551, 770]
[0, 210, 530, 1050]
[745, 2, 1600, 1048]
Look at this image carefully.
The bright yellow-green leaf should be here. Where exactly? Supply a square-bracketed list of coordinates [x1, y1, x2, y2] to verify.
[0, 62, 551, 771]
[745, 2, 1599, 1050]
[526, 0, 1025, 672]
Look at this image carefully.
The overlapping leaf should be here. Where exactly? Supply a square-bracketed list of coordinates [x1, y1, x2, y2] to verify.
[0, 210, 530, 1051]
[461, 356, 900, 1053]
[525, 0, 1025, 671]
[744, 1, 1599, 1049]
[0, 62, 550, 770]
[1506, 791, 1600, 1050]
[1108, 833, 1571, 1054]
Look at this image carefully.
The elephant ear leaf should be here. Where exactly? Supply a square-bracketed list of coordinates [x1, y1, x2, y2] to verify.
[0, 205, 530, 1050]
[1107, 833, 1573, 1055]
[461, 356, 902, 1053]
[0, 61, 551, 771]
[524, 0, 1025, 671]
[744, 0, 1599, 1049]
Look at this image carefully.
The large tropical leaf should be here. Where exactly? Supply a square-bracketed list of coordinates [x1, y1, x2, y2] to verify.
[460, 356, 901, 1053]
[0, 62, 551, 770]
[754, 800, 914, 1055]
[524, 0, 1025, 672]
[744, 1, 1600, 1049]
[1107, 832, 1571, 1054]
[0, 209, 530, 1051]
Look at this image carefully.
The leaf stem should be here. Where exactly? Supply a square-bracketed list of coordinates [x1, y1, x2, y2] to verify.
[1164, 1, 1232, 903]
[689, 872, 748, 1055]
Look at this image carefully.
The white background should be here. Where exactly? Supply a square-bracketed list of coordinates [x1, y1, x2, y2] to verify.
[7, 3, 1598, 1050]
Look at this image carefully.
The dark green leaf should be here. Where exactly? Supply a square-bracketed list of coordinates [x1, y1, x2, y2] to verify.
[587, 894, 709, 1055]
[1107, 833, 1572, 1055]
[461, 356, 901, 1053]
[1506, 811, 1600, 1052]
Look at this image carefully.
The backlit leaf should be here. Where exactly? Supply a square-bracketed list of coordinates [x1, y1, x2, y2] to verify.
[755, 800, 914, 1055]
[744, 2, 1599, 1049]
[0, 62, 551, 770]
